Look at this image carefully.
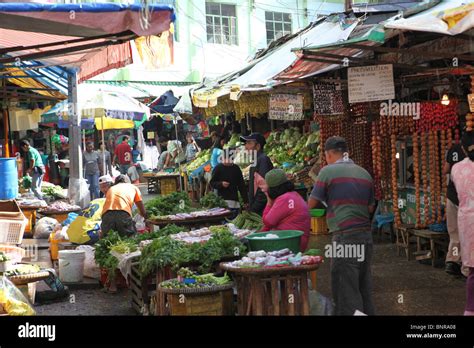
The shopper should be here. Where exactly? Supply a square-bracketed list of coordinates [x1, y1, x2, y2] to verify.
[83, 142, 101, 200]
[20, 139, 45, 200]
[450, 131, 474, 316]
[240, 133, 273, 215]
[113, 134, 133, 175]
[210, 136, 225, 169]
[210, 148, 248, 218]
[261, 169, 310, 251]
[101, 174, 147, 238]
[98, 141, 113, 177]
[443, 141, 468, 277]
[185, 133, 201, 162]
[309, 136, 376, 316]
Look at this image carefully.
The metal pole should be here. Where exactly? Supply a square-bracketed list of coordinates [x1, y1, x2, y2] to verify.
[101, 115, 106, 175]
[67, 71, 82, 205]
[174, 114, 183, 192]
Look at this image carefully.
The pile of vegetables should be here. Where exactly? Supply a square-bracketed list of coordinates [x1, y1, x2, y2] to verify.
[0, 252, 10, 262]
[94, 231, 132, 280]
[139, 229, 246, 277]
[265, 128, 320, 168]
[229, 211, 263, 231]
[183, 149, 211, 173]
[160, 269, 232, 289]
[145, 192, 192, 218]
[200, 192, 227, 209]
[4, 264, 41, 277]
[224, 133, 241, 149]
[39, 201, 80, 213]
[42, 185, 67, 200]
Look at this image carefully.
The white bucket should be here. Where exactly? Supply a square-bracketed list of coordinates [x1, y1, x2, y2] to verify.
[58, 250, 86, 283]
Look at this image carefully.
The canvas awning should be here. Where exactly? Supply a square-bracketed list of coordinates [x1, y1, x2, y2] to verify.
[191, 14, 359, 107]
[385, 0, 474, 35]
[0, 3, 175, 83]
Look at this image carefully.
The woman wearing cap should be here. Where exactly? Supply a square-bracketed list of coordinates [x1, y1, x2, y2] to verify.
[451, 131, 474, 316]
[261, 169, 310, 252]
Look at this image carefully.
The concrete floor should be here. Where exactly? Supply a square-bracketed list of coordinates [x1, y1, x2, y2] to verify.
[31, 187, 467, 315]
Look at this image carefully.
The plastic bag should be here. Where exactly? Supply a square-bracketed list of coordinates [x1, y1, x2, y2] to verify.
[133, 214, 146, 233]
[67, 198, 105, 245]
[34, 217, 59, 239]
[0, 276, 35, 316]
[76, 246, 100, 279]
[68, 178, 90, 209]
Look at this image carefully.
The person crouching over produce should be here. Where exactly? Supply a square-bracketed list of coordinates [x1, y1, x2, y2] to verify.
[210, 147, 248, 218]
[101, 174, 147, 238]
[261, 169, 310, 252]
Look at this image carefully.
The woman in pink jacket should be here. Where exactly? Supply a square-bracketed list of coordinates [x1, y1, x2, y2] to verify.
[451, 131, 474, 316]
[261, 169, 311, 251]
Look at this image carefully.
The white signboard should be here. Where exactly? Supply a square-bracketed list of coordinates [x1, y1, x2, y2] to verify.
[269, 94, 304, 120]
[348, 64, 395, 103]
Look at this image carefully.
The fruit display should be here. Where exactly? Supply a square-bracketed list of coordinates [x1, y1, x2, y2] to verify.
[182, 149, 211, 173]
[412, 131, 421, 228]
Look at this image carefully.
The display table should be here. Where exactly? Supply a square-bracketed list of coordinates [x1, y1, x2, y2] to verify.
[412, 229, 449, 267]
[221, 263, 319, 316]
[147, 211, 232, 229]
[143, 172, 180, 194]
[38, 208, 81, 224]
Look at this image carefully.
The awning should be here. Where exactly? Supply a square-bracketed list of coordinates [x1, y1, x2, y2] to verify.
[0, 3, 175, 37]
[83, 80, 196, 98]
[275, 23, 391, 81]
[385, 0, 474, 35]
[191, 15, 359, 107]
[0, 3, 175, 83]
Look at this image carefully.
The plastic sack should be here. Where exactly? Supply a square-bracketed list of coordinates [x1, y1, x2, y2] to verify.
[133, 214, 146, 233]
[68, 178, 90, 209]
[76, 245, 100, 279]
[67, 198, 105, 245]
[34, 217, 59, 239]
[375, 213, 394, 228]
[0, 276, 35, 316]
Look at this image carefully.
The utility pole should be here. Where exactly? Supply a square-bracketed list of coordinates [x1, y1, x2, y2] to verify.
[67, 71, 83, 206]
[345, 0, 352, 12]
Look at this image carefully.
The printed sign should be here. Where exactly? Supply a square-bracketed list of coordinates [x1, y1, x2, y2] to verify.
[348, 64, 395, 103]
[313, 82, 344, 115]
[269, 94, 304, 120]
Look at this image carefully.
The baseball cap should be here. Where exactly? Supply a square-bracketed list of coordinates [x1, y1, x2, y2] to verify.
[99, 175, 114, 185]
[324, 136, 348, 152]
[240, 133, 266, 148]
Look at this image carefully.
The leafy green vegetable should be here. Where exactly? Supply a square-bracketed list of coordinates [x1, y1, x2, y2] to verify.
[145, 192, 192, 218]
[94, 231, 124, 280]
[138, 237, 185, 277]
[200, 192, 227, 209]
[132, 224, 184, 242]
[304, 249, 322, 256]
[230, 211, 263, 230]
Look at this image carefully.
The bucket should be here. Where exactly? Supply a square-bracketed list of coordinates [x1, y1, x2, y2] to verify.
[0, 158, 18, 200]
[58, 249, 86, 283]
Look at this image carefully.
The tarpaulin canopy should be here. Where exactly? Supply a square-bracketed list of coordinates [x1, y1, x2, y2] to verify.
[0, 2, 175, 83]
[148, 90, 179, 114]
[191, 15, 359, 107]
[385, 0, 474, 35]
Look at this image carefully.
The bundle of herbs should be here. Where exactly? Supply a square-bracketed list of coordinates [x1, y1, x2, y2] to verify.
[145, 192, 193, 218]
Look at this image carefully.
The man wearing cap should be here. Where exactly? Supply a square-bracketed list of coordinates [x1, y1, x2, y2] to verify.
[99, 175, 114, 196]
[240, 133, 273, 215]
[309, 136, 376, 315]
[100, 174, 147, 238]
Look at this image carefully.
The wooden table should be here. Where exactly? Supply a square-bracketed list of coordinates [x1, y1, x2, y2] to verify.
[147, 211, 232, 229]
[221, 263, 319, 316]
[412, 229, 449, 267]
[143, 172, 180, 194]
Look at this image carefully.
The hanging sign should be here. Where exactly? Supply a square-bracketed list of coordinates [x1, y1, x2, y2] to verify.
[313, 82, 344, 115]
[468, 94, 474, 112]
[348, 64, 395, 103]
[269, 94, 304, 120]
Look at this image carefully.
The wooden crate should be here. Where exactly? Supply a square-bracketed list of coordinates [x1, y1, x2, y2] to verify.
[310, 217, 328, 235]
[23, 210, 36, 234]
[129, 262, 156, 315]
[167, 289, 234, 316]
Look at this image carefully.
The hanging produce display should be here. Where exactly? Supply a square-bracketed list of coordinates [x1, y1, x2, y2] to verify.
[412, 131, 421, 228]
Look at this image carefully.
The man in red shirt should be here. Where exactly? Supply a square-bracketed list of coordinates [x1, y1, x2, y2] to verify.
[113, 135, 133, 175]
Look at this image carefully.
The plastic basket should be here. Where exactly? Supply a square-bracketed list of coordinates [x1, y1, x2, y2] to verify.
[160, 178, 177, 196]
[246, 230, 303, 254]
[0, 200, 28, 244]
[0, 244, 25, 264]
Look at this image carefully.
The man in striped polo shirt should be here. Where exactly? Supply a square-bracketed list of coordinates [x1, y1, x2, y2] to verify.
[309, 136, 376, 315]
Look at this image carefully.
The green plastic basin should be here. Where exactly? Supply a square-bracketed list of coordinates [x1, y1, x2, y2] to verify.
[310, 209, 326, 217]
[246, 230, 303, 254]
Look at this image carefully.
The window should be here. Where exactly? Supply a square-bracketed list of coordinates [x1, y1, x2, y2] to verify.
[206, 2, 238, 45]
[265, 11, 291, 44]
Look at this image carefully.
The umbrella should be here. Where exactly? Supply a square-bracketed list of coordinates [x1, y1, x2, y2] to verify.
[41, 89, 151, 173]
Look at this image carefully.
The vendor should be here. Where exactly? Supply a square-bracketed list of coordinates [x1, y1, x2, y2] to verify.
[261, 169, 310, 252]
[240, 133, 273, 215]
[210, 147, 248, 218]
[100, 174, 147, 238]
[185, 132, 201, 162]
[20, 139, 45, 200]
